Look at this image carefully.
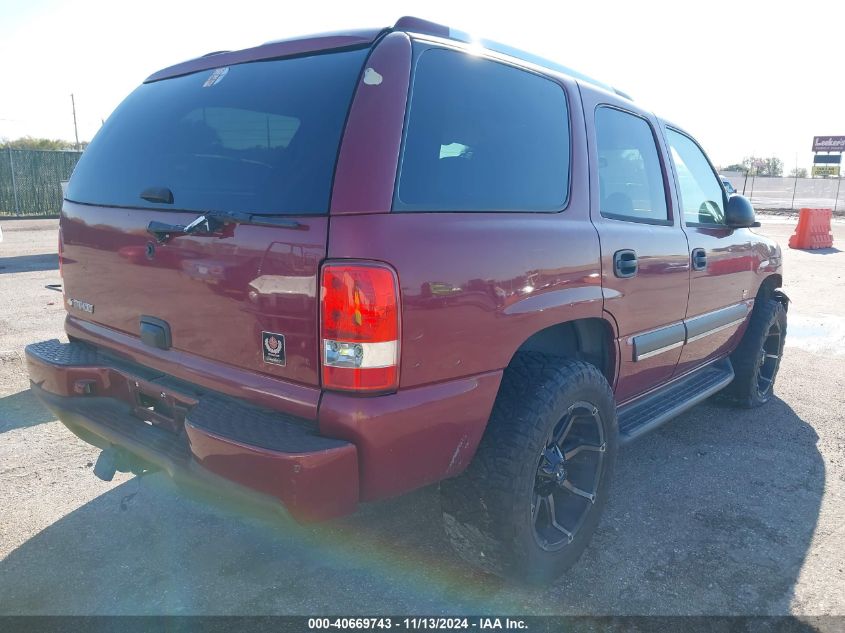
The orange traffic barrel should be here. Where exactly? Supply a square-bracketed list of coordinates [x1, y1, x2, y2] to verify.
[788, 208, 833, 250]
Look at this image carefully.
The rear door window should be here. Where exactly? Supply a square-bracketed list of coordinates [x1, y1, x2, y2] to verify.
[66, 49, 368, 215]
[395, 48, 570, 212]
[595, 107, 669, 224]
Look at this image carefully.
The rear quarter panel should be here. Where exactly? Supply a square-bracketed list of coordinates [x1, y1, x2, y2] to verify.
[327, 212, 604, 388]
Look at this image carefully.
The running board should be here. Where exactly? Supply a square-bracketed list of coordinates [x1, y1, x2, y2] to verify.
[617, 358, 734, 444]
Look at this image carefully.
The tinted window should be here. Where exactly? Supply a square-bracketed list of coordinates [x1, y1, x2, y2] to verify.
[66, 49, 368, 215]
[666, 129, 725, 225]
[395, 48, 570, 212]
[595, 107, 668, 223]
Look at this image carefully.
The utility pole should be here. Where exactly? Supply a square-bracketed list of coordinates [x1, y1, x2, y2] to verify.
[71, 93, 79, 151]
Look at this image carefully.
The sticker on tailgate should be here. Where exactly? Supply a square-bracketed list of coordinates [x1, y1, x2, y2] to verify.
[262, 331, 286, 366]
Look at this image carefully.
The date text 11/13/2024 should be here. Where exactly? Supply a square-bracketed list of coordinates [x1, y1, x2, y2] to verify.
[307, 617, 528, 630]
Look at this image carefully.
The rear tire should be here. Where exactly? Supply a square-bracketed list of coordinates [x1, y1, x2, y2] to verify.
[439, 353, 618, 582]
[722, 298, 787, 408]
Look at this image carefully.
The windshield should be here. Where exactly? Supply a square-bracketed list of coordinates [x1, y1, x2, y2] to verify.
[66, 48, 368, 215]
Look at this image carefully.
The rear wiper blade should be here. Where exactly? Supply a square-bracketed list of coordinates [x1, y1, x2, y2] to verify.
[146, 211, 305, 244]
[147, 214, 217, 244]
[140, 186, 174, 204]
[206, 211, 307, 230]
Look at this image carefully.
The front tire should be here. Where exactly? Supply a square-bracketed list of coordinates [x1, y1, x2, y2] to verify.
[439, 353, 618, 582]
[722, 297, 787, 408]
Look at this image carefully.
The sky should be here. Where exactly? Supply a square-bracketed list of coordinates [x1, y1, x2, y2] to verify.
[1, 0, 843, 171]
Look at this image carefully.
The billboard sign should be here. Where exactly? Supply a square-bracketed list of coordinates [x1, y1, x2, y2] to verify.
[812, 165, 841, 177]
[812, 136, 845, 152]
[814, 154, 842, 164]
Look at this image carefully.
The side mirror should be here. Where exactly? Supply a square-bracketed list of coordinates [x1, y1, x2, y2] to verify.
[725, 194, 757, 228]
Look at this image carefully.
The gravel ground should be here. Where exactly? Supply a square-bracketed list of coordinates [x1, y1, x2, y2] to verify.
[0, 217, 843, 615]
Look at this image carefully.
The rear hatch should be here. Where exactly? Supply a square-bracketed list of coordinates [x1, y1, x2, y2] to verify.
[61, 46, 370, 387]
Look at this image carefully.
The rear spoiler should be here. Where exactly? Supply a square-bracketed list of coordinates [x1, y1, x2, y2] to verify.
[144, 29, 384, 83]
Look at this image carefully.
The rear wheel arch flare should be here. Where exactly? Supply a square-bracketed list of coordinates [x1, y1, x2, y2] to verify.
[509, 318, 616, 384]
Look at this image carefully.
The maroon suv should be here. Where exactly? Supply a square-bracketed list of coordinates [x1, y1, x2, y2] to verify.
[27, 17, 787, 581]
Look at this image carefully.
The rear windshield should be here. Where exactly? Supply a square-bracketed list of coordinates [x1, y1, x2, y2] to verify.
[66, 49, 368, 215]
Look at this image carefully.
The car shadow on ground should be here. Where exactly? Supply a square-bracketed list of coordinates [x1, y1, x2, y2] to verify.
[0, 254, 58, 274]
[801, 247, 841, 255]
[0, 388, 56, 433]
[0, 396, 822, 615]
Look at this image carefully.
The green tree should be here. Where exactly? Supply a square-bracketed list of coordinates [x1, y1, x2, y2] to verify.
[0, 136, 86, 150]
[742, 156, 783, 177]
[789, 167, 808, 178]
[766, 157, 784, 177]
[722, 163, 747, 173]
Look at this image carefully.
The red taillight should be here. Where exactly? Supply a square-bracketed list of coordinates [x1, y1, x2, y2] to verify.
[320, 262, 400, 393]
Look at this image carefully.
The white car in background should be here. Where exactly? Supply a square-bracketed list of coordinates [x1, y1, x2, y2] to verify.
[720, 175, 737, 195]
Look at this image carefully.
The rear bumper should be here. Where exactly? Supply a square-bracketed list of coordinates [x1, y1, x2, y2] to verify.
[27, 338, 503, 518]
[26, 339, 357, 521]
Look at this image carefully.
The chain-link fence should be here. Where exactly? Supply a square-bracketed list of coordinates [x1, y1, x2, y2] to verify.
[0, 148, 82, 216]
[722, 172, 843, 212]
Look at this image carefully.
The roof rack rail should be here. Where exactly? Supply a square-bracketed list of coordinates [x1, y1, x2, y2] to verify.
[201, 50, 230, 57]
[393, 16, 631, 100]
